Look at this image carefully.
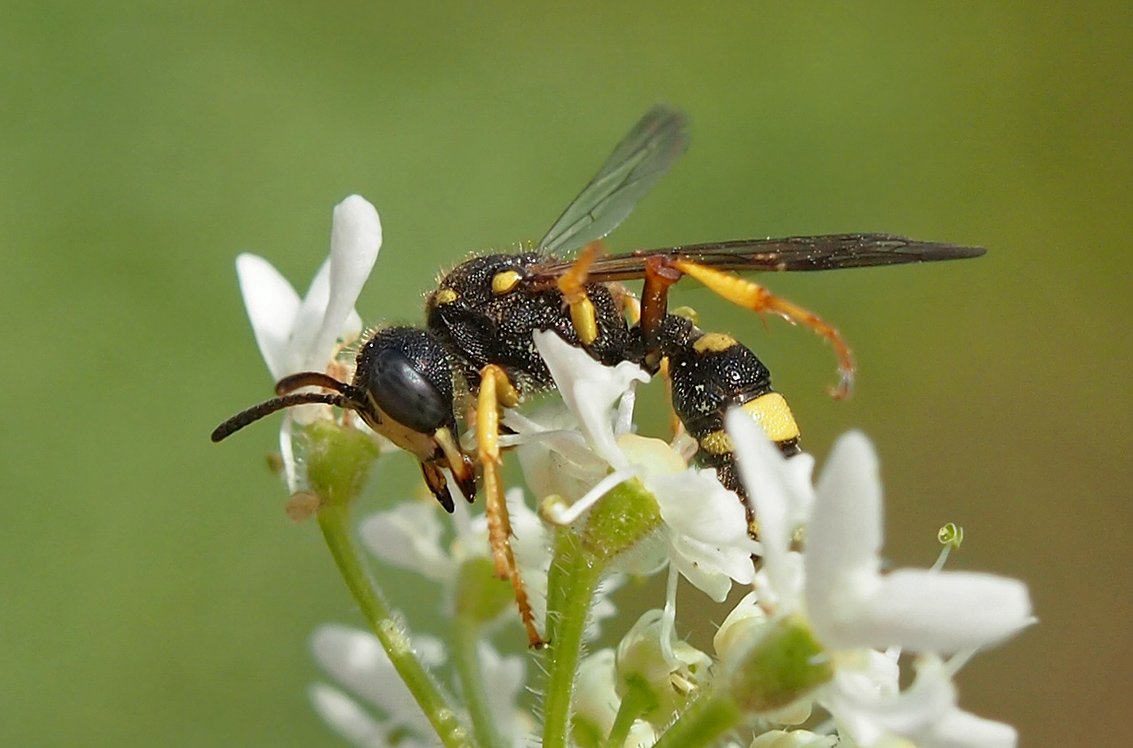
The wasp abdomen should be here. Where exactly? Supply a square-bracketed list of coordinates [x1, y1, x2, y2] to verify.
[659, 314, 801, 501]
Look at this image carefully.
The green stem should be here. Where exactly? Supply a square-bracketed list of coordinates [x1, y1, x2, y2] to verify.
[542, 530, 605, 748]
[318, 503, 473, 748]
[603, 676, 657, 748]
[452, 615, 506, 748]
[650, 689, 741, 748]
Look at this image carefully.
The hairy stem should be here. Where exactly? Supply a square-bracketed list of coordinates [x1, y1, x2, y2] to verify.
[318, 503, 473, 748]
[542, 529, 605, 748]
[452, 615, 507, 748]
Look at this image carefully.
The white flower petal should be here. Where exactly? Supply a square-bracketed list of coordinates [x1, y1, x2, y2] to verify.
[825, 652, 1017, 748]
[289, 257, 334, 372]
[359, 502, 452, 583]
[308, 683, 400, 748]
[808, 431, 883, 589]
[667, 533, 738, 601]
[512, 402, 611, 503]
[804, 432, 1033, 654]
[573, 649, 620, 737]
[727, 409, 815, 601]
[235, 253, 300, 380]
[477, 642, 527, 743]
[916, 704, 1018, 748]
[803, 431, 885, 638]
[310, 624, 439, 737]
[821, 569, 1033, 653]
[533, 330, 648, 468]
[647, 468, 753, 547]
[310, 195, 382, 368]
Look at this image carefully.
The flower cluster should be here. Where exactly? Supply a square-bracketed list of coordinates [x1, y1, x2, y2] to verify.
[228, 196, 1032, 748]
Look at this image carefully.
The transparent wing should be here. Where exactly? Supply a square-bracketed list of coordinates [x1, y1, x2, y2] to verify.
[537, 105, 690, 256]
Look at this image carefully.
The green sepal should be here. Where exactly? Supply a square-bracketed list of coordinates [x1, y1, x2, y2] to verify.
[724, 615, 832, 713]
[580, 477, 662, 563]
[303, 420, 381, 508]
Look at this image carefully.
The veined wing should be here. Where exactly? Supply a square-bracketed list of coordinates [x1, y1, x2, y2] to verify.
[526, 233, 986, 285]
[537, 105, 690, 256]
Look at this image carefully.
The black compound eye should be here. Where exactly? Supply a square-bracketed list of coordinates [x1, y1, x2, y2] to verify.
[367, 348, 450, 433]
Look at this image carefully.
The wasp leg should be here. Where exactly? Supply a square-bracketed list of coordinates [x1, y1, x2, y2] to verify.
[556, 240, 605, 345]
[658, 358, 684, 441]
[668, 259, 855, 399]
[637, 256, 683, 371]
[609, 283, 641, 326]
[476, 364, 543, 648]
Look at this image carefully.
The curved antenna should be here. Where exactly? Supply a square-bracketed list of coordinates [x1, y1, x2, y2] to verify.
[210, 392, 351, 442]
[275, 371, 357, 397]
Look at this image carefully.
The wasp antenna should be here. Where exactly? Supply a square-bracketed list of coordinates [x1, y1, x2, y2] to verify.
[210, 392, 349, 442]
[274, 371, 353, 397]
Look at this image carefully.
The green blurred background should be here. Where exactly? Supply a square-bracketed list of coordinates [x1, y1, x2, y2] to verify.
[3, 2, 1130, 746]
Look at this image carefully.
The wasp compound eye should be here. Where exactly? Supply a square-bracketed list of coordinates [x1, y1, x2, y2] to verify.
[365, 347, 451, 433]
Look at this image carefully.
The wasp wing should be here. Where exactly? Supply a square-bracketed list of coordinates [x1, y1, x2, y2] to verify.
[537, 105, 690, 256]
[526, 233, 986, 285]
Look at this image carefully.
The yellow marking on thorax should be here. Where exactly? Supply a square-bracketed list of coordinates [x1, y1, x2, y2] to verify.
[434, 288, 458, 304]
[693, 332, 738, 353]
[491, 270, 522, 294]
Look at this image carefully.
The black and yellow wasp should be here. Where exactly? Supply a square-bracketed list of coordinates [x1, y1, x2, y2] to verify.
[213, 106, 984, 645]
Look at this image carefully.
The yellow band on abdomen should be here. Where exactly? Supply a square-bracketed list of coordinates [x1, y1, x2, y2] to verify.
[740, 392, 800, 443]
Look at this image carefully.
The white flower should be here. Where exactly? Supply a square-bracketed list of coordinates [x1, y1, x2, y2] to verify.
[359, 488, 550, 623]
[724, 411, 1033, 747]
[523, 330, 759, 602]
[824, 655, 1017, 748]
[726, 415, 1033, 652]
[234, 195, 381, 489]
[615, 608, 712, 720]
[309, 624, 442, 745]
[358, 486, 621, 640]
[309, 624, 531, 748]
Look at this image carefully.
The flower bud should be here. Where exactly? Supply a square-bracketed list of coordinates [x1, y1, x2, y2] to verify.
[304, 420, 381, 508]
[616, 610, 712, 722]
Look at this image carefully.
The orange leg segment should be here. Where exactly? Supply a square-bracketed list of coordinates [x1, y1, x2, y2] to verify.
[476, 364, 544, 647]
[556, 241, 605, 345]
[670, 259, 856, 399]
